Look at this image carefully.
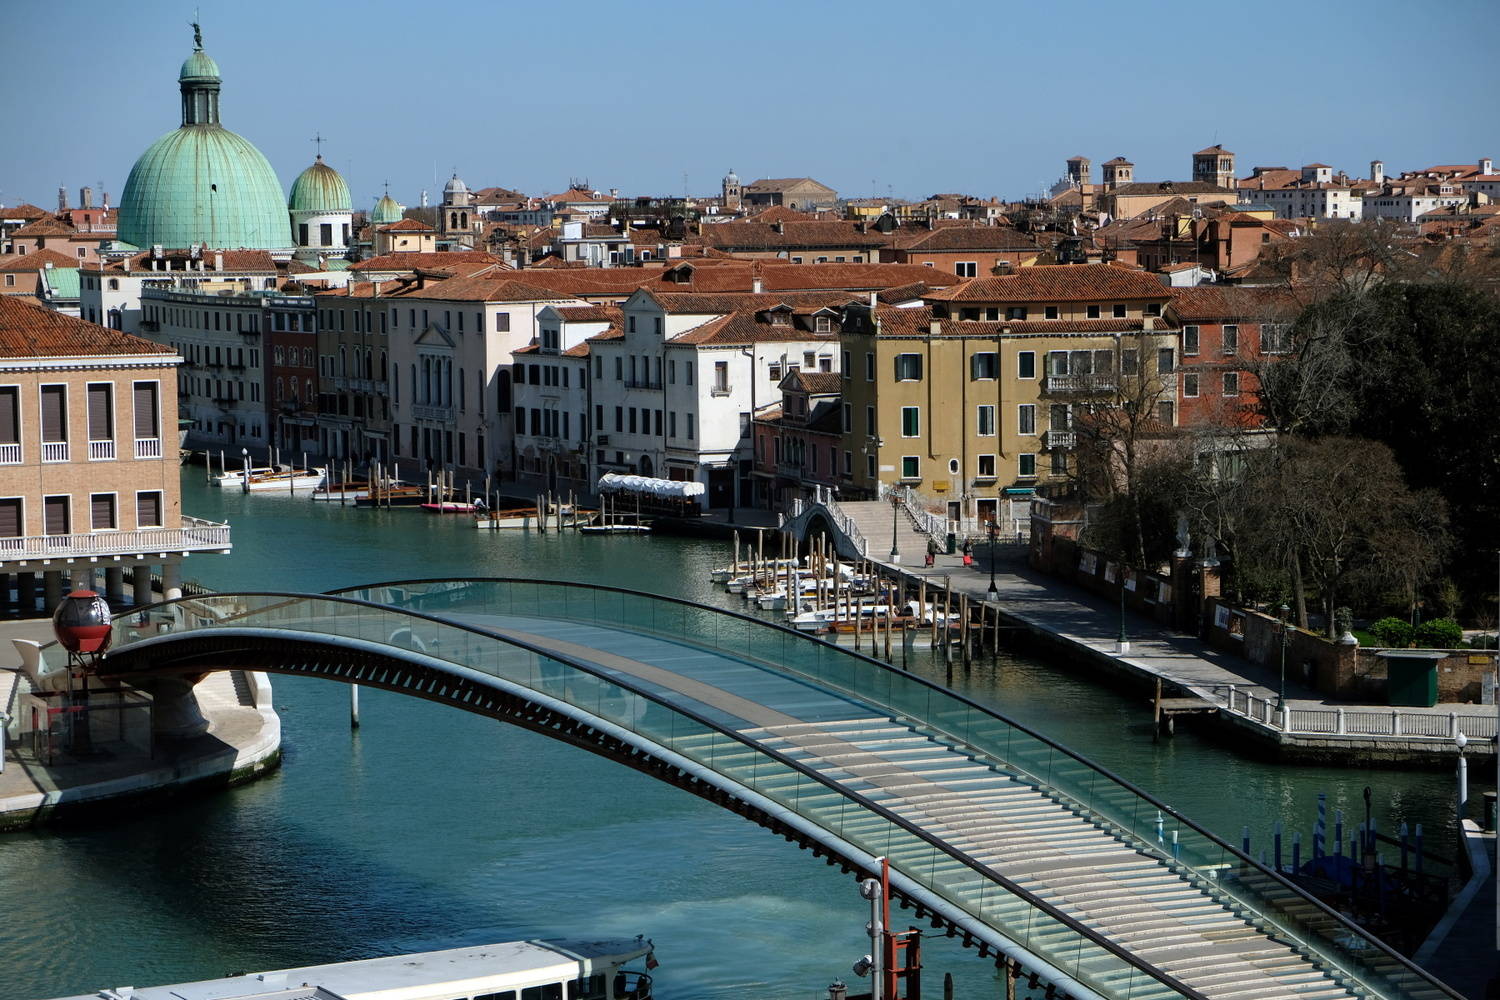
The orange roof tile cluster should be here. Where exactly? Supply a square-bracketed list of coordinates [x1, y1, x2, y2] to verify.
[891, 226, 1038, 252]
[377, 218, 435, 233]
[783, 370, 842, 394]
[2, 203, 50, 222]
[926, 263, 1169, 303]
[1166, 285, 1299, 321]
[12, 217, 78, 237]
[0, 296, 174, 358]
[0, 249, 79, 272]
[696, 220, 888, 251]
[350, 250, 505, 273]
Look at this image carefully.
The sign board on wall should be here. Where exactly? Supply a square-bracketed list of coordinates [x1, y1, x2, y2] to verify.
[1214, 605, 1231, 630]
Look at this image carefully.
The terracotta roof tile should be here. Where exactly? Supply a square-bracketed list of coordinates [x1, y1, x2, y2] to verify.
[2, 203, 50, 221]
[0, 296, 175, 358]
[891, 226, 1038, 252]
[1166, 285, 1299, 321]
[12, 218, 77, 237]
[350, 250, 505, 274]
[378, 218, 434, 232]
[925, 263, 1169, 303]
[784, 370, 842, 394]
[697, 220, 887, 251]
[0, 249, 79, 272]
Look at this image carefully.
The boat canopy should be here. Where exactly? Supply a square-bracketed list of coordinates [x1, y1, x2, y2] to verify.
[597, 473, 705, 498]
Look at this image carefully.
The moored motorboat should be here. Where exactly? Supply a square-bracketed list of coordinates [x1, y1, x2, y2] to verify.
[421, 500, 479, 513]
[211, 465, 273, 486]
[45, 936, 657, 1000]
[241, 466, 327, 492]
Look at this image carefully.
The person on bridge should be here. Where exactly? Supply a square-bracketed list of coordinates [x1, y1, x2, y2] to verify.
[925, 537, 938, 567]
[961, 538, 974, 566]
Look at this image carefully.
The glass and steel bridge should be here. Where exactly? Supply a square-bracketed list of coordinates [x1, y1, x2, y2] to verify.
[93, 579, 1461, 1000]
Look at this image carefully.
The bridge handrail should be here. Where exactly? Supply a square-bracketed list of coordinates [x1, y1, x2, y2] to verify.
[104, 589, 1210, 1000]
[110, 583, 1461, 1000]
[322, 578, 1459, 1000]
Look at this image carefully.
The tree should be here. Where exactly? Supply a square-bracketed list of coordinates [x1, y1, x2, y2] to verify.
[1235, 437, 1447, 637]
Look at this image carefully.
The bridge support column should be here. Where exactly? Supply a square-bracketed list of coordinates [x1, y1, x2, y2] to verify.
[133, 562, 154, 606]
[147, 676, 210, 740]
[104, 566, 125, 605]
[162, 561, 183, 601]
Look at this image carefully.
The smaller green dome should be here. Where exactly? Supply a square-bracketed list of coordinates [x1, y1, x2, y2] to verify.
[180, 49, 220, 81]
[371, 193, 403, 225]
[289, 156, 352, 213]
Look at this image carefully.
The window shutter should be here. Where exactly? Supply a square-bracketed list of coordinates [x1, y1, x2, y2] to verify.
[44, 496, 69, 535]
[41, 385, 65, 442]
[91, 494, 115, 530]
[136, 492, 162, 528]
[133, 382, 158, 438]
[87, 384, 112, 440]
[0, 386, 17, 442]
[0, 498, 19, 537]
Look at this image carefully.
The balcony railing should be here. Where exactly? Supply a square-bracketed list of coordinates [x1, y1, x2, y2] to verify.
[412, 404, 454, 421]
[0, 442, 21, 464]
[1043, 429, 1076, 450]
[0, 515, 232, 562]
[89, 440, 116, 461]
[709, 385, 732, 397]
[41, 441, 69, 462]
[1043, 373, 1117, 393]
[135, 437, 163, 460]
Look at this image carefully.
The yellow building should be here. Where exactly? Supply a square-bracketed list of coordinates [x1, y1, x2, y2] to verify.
[837, 263, 1177, 525]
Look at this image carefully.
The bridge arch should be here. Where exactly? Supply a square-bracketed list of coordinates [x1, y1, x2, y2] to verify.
[92, 581, 1456, 1000]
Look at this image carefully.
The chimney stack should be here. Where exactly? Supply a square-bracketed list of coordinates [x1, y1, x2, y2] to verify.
[214, 251, 224, 272]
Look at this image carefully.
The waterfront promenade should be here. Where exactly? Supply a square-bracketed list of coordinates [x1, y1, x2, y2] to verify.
[866, 540, 1497, 763]
[0, 620, 281, 831]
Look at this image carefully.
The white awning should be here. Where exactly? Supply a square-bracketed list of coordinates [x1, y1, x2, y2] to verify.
[597, 473, 705, 498]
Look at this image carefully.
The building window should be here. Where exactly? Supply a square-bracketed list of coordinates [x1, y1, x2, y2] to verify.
[1156, 348, 1174, 374]
[1223, 371, 1240, 396]
[1112, 303, 1126, 319]
[900, 406, 920, 437]
[44, 494, 70, 535]
[978, 405, 996, 436]
[1017, 351, 1035, 379]
[713, 361, 729, 391]
[901, 455, 919, 479]
[893, 353, 923, 381]
[1018, 453, 1036, 478]
[90, 493, 117, 531]
[970, 352, 997, 380]
[1157, 401, 1174, 425]
[865, 405, 875, 435]
[815, 315, 831, 333]
[136, 490, 163, 528]
[1222, 325, 1239, 354]
[840, 402, 852, 432]
[1044, 305, 1058, 320]
[956, 262, 977, 278]
[86, 383, 113, 447]
[865, 352, 875, 381]
[1006, 306, 1027, 320]
[977, 454, 996, 478]
[1183, 373, 1199, 397]
[1087, 305, 1101, 319]
[1016, 404, 1034, 435]
[1262, 324, 1291, 354]
[1183, 325, 1199, 355]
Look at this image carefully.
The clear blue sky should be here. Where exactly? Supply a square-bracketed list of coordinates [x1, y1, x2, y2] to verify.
[6, 0, 1497, 213]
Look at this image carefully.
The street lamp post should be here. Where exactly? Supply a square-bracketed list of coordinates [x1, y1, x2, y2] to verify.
[889, 492, 900, 564]
[986, 519, 998, 600]
[1276, 601, 1291, 715]
[1117, 574, 1129, 654]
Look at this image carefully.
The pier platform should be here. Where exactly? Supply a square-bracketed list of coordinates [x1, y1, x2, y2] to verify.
[0, 620, 281, 832]
[870, 544, 1497, 767]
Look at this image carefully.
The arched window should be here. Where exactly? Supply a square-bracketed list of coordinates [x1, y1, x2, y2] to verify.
[497, 369, 511, 412]
[275, 377, 283, 400]
[365, 350, 373, 379]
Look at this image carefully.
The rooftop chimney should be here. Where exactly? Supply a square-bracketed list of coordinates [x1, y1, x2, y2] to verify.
[752, 275, 763, 294]
[214, 251, 224, 271]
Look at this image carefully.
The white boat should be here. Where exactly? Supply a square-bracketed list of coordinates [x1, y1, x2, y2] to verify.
[242, 466, 327, 492]
[210, 465, 273, 486]
[788, 600, 956, 633]
[580, 522, 652, 535]
[475, 505, 597, 530]
[47, 936, 657, 1000]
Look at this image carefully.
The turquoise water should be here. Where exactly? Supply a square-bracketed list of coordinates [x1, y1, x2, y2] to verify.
[0, 474, 1470, 1000]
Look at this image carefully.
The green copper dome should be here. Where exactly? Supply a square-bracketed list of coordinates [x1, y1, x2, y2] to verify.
[289, 156, 352, 213]
[179, 49, 220, 81]
[371, 193, 404, 224]
[117, 33, 292, 251]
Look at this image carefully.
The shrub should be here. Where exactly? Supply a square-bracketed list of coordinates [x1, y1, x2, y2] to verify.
[1413, 618, 1463, 648]
[1468, 634, 1498, 650]
[1369, 616, 1414, 648]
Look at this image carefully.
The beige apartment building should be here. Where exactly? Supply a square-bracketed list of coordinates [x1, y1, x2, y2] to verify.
[0, 298, 230, 614]
[838, 263, 1177, 527]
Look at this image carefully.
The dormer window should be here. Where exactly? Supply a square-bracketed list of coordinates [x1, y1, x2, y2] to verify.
[771, 311, 790, 326]
[815, 315, 831, 333]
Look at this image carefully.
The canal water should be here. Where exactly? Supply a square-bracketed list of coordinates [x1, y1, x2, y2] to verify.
[0, 474, 1468, 1000]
